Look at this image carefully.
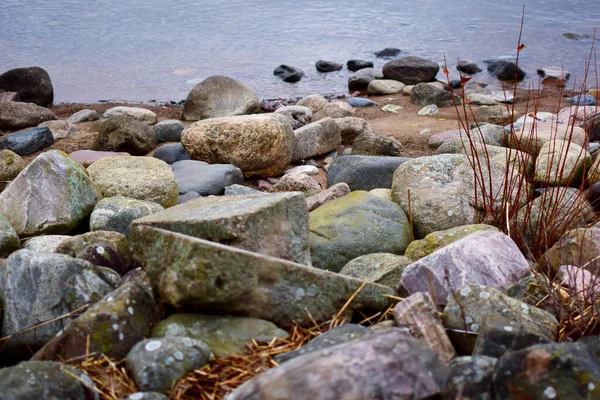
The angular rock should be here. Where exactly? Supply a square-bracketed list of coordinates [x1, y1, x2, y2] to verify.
[534, 139, 591, 187]
[305, 182, 350, 211]
[393, 292, 456, 362]
[382, 57, 440, 85]
[487, 60, 526, 81]
[67, 108, 100, 124]
[312, 101, 355, 121]
[404, 224, 499, 260]
[346, 59, 373, 72]
[274, 105, 312, 129]
[68, 149, 130, 168]
[270, 173, 321, 196]
[417, 104, 439, 115]
[39, 119, 78, 140]
[339, 253, 411, 287]
[130, 225, 393, 328]
[126, 337, 213, 393]
[181, 75, 260, 121]
[152, 314, 286, 357]
[335, 116, 373, 145]
[154, 119, 185, 142]
[132, 192, 310, 264]
[0, 126, 54, 155]
[152, 143, 190, 164]
[309, 191, 412, 272]
[227, 329, 449, 400]
[348, 68, 383, 91]
[446, 356, 496, 400]
[87, 156, 178, 208]
[90, 196, 164, 237]
[172, 160, 244, 196]
[351, 130, 402, 156]
[315, 60, 343, 72]
[0, 150, 101, 236]
[0, 66, 54, 106]
[92, 115, 158, 156]
[103, 106, 158, 125]
[0, 149, 26, 181]
[296, 94, 328, 113]
[411, 82, 456, 107]
[274, 64, 304, 82]
[0, 214, 19, 258]
[181, 113, 295, 178]
[292, 117, 341, 161]
[328, 155, 410, 191]
[399, 230, 530, 305]
[224, 184, 263, 196]
[1, 249, 119, 358]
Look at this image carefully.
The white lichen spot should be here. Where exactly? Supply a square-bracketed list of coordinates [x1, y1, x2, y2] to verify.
[119, 332, 124, 341]
[106, 297, 114, 302]
[470, 324, 479, 332]
[589, 383, 596, 391]
[55, 329, 63, 337]
[145, 341, 162, 352]
[306, 284, 319, 297]
[128, 306, 134, 315]
[166, 356, 174, 365]
[374, 262, 381, 270]
[183, 338, 194, 347]
[130, 394, 144, 400]
[460, 287, 472, 297]
[174, 351, 184, 361]
[96, 246, 105, 255]
[479, 291, 491, 299]
[447, 210, 454, 216]
[126, 299, 131, 305]
[504, 326, 514, 332]
[112, 324, 119, 331]
[294, 288, 305, 301]
[543, 386, 557, 398]
[465, 316, 473, 324]
[521, 303, 530, 314]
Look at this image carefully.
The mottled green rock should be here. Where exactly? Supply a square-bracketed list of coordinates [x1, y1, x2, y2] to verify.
[339, 253, 412, 287]
[404, 224, 499, 260]
[0, 214, 19, 258]
[534, 139, 591, 187]
[0, 149, 26, 181]
[0, 150, 102, 236]
[90, 196, 164, 237]
[442, 285, 558, 354]
[87, 156, 178, 208]
[33, 281, 157, 361]
[309, 191, 412, 272]
[152, 314, 287, 356]
[132, 192, 310, 265]
[130, 225, 393, 328]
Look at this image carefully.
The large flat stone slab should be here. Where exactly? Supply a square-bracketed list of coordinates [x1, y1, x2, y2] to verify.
[131, 192, 310, 265]
[130, 226, 393, 328]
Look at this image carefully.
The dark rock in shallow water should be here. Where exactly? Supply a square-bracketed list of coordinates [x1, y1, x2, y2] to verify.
[0, 126, 54, 155]
[346, 59, 373, 72]
[315, 60, 343, 72]
[487, 60, 526, 81]
[274, 64, 305, 82]
[374, 47, 401, 58]
[457, 60, 482, 74]
[0, 66, 54, 106]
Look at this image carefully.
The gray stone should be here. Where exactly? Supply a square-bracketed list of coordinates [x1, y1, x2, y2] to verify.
[312, 101, 355, 121]
[296, 94, 328, 113]
[351, 131, 402, 156]
[285, 165, 318, 175]
[335, 116, 373, 145]
[87, 156, 178, 208]
[92, 115, 158, 156]
[446, 356, 496, 400]
[305, 182, 350, 211]
[0, 102, 57, 130]
[227, 329, 449, 400]
[38, 119, 78, 140]
[399, 230, 530, 305]
[328, 155, 410, 191]
[0, 150, 101, 236]
[345, 97, 378, 107]
[126, 337, 213, 393]
[270, 173, 321, 196]
[69, 149, 130, 168]
[154, 119, 185, 142]
[382, 57, 440, 84]
[131, 192, 310, 264]
[152, 143, 191, 164]
[178, 192, 200, 204]
[103, 106, 157, 125]
[348, 68, 383, 90]
[275, 324, 369, 364]
[172, 160, 244, 196]
[292, 117, 341, 162]
[367, 79, 405, 94]
[0, 214, 19, 258]
[22, 235, 71, 253]
[33, 281, 157, 362]
[1, 249, 119, 358]
[437, 124, 507, 154]
[0, 67, 53, 106]
[340, 253, 411, 287]
[0, 361, 94, 399]
[224, 184, 263, 196]
[181, 113, 295, 178]
[182, 75, 260, 121]
[67, 108, 100, 124]
[90, 196, 164, 237]
[130, 225, 393, 328]
[411, 82, 457, 107]
[534, 139, 591, 187]
[274, 105, 312, 129]
[0, 149, 26, 181]
[309, 191, 412, 272]
[0, 126, 54, 155]
[476, 105, 514, 124]
[152, 314, 287, 357]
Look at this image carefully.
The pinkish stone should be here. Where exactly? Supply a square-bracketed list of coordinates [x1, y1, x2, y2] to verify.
[69, 150, 130, 168]
[558, 265, 600, 299]
[0, 92, 20, 103]
[305, 182, 350, 211]
[428, 129, 461, 149]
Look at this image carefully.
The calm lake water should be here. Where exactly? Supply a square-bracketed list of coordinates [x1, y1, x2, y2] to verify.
[1, 0, 599, 103]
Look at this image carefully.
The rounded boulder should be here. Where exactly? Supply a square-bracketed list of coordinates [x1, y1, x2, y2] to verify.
[382, 57, 440, 85]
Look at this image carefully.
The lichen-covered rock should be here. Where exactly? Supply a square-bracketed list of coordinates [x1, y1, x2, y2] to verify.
[227, 329, 449, 400]
[103, 106, 158, 125]
[534, 139, 591, 186]
[125, 337, 213, 393]
[22, 235, 71, 253]
[1, 249, 120, 359]
[0, 214, 19, 258]
[132, 192, 310, 265]
[181, 113, 294, 178]
[400, 230, 530, 305]
[87, 156, 178, 208]
[152, 314, 287, 357]
[339, 253, 412, 287]
[0, 150, 101, 236]
[0, 149, 26, 181]
[33, 281, 157, 361]
[446, 356, 497, 400]
[309, 191, 412, 272]
[92, 115, 158, 156]
[90, 196, 164, 237]
[404, 224, 499, 260]
[292, 117, 341, 162]
[130, 225, 393, 328]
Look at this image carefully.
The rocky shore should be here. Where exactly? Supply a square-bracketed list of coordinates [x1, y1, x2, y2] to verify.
[1, 59, 600, 400]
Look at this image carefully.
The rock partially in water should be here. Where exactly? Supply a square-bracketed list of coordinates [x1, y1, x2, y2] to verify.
[274, 64, 305, 82]
[315, 60, 343, 72]
[346, 59, 373, 72]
